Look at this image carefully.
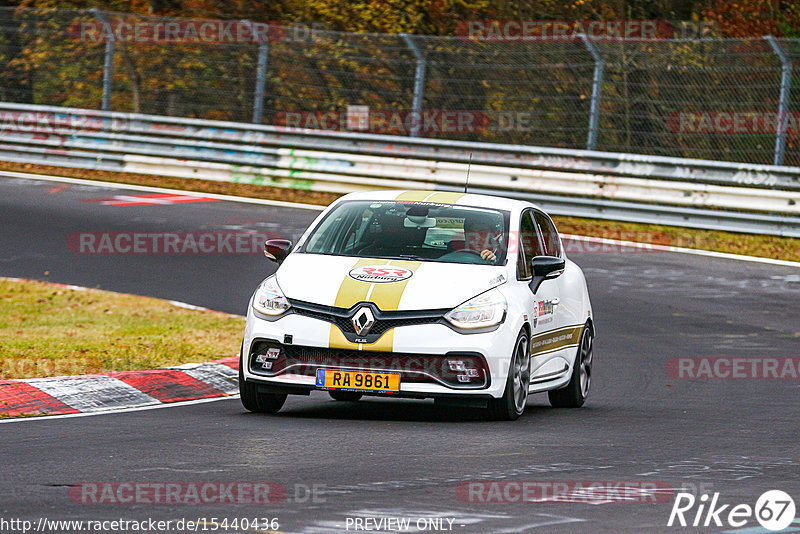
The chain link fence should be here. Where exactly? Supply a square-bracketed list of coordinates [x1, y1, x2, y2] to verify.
[1, 7, 799, 166]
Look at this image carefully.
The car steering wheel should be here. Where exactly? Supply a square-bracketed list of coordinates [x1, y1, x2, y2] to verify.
[457, 249, 484, 256]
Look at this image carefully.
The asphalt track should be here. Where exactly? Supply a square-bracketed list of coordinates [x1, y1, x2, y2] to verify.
[1, 174, 799, 534]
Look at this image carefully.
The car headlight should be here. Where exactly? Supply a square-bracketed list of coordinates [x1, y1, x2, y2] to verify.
[252, 276, 291, 316]
[445, 289, 507, 329]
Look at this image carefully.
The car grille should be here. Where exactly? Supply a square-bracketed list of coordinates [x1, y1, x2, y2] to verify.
[248, 340, 489, 389]
[289, 299, 447, 337]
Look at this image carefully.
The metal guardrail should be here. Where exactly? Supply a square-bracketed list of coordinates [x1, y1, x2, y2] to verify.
[1, 102, 800, 237]
[5, 8, 800, 167]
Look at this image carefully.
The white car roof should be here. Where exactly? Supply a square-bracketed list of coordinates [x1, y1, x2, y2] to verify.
[335, 190, 539, 213]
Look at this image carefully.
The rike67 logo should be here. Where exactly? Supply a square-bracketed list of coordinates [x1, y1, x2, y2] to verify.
[668, 490, 796, 531]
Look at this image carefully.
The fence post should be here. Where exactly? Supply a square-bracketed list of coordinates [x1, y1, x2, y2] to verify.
[401, 33, 426, 137]
[90, 9, 114, 111]
[243, 20, 269, 124]
[579, 34, 604, 151]
[765, 35, 792, 166]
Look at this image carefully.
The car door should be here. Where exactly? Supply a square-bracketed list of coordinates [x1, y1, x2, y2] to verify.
[519, 209, 571, 385]
[520, 210, 563, 335]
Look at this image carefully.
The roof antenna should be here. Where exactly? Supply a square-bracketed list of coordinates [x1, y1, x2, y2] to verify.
[464, 152, 473, 194]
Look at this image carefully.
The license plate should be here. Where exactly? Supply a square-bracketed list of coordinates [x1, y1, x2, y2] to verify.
[315, 369, 400, 393]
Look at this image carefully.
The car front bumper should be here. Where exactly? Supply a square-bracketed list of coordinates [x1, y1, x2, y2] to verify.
[242, 305, 520, 400]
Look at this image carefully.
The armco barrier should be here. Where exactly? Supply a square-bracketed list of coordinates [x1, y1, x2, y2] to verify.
[1, 102, 799, 237]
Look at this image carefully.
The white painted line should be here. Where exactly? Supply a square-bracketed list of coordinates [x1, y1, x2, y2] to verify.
[2, 169, 797, 267]
[561, 233, 800, 269]
[168, 299, 210, 311]
[0, 395, 239, 424]
[168, 299, 243, 318]
[0, 170, 325, 211]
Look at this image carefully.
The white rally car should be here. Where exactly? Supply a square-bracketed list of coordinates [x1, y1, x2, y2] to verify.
[240, 190, 594, 420]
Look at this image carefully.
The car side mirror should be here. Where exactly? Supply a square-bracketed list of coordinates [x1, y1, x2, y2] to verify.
[264, 239, 293, 264]
[529, 255, 565, 294]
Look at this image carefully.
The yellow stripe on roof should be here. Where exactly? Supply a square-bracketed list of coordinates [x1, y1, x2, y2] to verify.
[394, 191, 467, 204]
[395, 191, 433, 201]
[424, 192, 466, 204]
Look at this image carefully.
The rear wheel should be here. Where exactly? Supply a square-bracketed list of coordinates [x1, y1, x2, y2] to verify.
[548, 325, 593, 408]
[487, 331, 530, 421]
[329, 391, 363, 402]
[239, 344, 287, 414]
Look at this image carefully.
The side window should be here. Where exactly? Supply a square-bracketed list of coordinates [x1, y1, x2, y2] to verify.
[533, 211, 562, 257]
[517, 211, 544, 279]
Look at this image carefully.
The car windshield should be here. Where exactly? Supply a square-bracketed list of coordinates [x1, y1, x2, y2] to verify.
[300, 200, 510, 265]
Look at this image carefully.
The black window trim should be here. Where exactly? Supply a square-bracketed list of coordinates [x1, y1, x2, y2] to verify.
[517, 208, 563, 282]
[516, 209, 536, 281]
[296, 198, 513, 266]
[531, 208, 563, 259]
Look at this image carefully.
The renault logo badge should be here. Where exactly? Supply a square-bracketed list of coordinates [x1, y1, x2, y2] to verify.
[352, 307, 375, 336]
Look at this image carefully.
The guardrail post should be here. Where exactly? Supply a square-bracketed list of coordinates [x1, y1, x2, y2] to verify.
[401, 33, 426, 137]
[90, 9, 114, 111]
[579, 34, 604, 151]
[243, 20, 269, 124]
[766, 36, 792, 166]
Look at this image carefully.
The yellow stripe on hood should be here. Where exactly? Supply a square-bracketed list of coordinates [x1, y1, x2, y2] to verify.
[329, 327, 394, 352]
[333, 258, 388, 309]
[369, 260, 421, 311]
[329, 259, 421, 351]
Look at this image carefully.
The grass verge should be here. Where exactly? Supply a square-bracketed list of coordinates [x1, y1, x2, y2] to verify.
[0, 278, 244, 380]
[2, 161, 799, 262]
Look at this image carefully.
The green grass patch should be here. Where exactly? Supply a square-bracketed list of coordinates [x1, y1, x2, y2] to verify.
[0, 279, 244, 380]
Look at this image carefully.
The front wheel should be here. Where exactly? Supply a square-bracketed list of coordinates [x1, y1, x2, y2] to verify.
[548, 324, 593, 408]
[239, 345, 287, 414]
[487, 330, 530, 421]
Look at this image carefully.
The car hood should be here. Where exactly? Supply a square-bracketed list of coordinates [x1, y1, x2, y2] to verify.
[276, 253, 508, 311]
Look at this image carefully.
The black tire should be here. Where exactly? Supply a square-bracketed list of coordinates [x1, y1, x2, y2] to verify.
[239, 344, 287, 414]
[548, 324, 593, 408]
[328, 391, 363, 402]
[487, 330, 530, 421]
